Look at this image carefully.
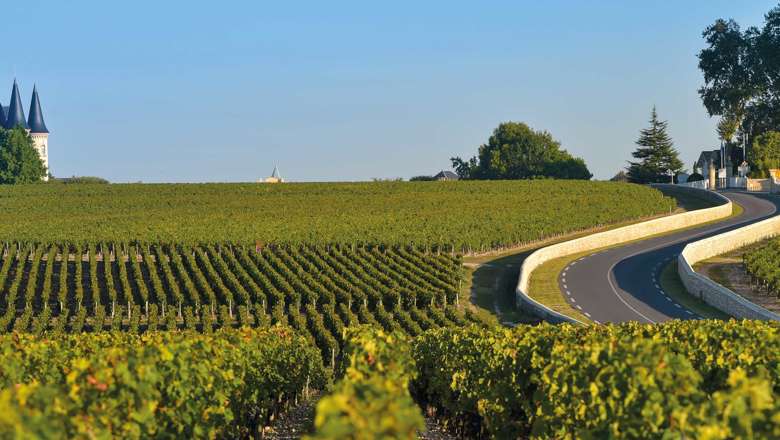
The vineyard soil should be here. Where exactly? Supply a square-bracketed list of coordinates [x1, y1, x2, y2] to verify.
[698, 241, 780, 314]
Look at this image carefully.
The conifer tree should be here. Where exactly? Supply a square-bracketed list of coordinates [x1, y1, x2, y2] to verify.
[626, 107, 684, 183]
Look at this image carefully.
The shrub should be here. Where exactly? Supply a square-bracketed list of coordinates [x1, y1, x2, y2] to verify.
[309, 326, 424, 439]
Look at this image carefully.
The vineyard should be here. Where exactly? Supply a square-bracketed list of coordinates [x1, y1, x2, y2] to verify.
[0, 242, 487, 364]
[0, 180, 726, 438]
[0, 327, 326, 438]
[744, 238, 780, 297]
[0, 181, 674, 250]
[3, 321, 779, 438]
[410, 320, 780, 438]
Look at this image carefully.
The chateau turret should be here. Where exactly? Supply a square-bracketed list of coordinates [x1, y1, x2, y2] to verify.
[27, 85, 49, 179]
[4, 80, 28, 130]
[28, 86, 48, 133]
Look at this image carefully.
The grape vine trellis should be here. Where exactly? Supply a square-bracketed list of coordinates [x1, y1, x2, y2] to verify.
[0, 242, 478, 366]
[744, 238, 780, 297]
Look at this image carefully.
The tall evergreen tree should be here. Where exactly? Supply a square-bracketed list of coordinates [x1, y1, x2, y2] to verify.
[626, 107, 684, 184]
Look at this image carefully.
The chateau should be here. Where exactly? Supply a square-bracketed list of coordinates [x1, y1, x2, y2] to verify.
[0, 80, 49, 179]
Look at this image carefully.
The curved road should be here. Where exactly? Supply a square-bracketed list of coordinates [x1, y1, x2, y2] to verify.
[560, 191, 780, 324]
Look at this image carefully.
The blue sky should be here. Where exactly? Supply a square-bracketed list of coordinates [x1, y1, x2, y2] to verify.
[3, 1, 777, 182]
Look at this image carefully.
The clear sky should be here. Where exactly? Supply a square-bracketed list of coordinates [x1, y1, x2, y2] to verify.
[3, 1, 777, 182]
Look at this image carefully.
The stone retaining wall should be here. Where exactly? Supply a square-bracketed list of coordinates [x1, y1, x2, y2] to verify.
[516, 185, 732, 324]
[678, 213, 780, 321]
[747, 178, 770, 192]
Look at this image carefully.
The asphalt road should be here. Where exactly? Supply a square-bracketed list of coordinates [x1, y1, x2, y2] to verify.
[559, 191, 780, 324]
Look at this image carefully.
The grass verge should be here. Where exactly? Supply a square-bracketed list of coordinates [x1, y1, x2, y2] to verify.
[526, 250, 592, 323]
[658, 261, 731, 320]
[461, 253, 540, 325]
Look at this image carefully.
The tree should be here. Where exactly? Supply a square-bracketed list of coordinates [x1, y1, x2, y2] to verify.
[626, 107, 684, 184]
[699, 5, 780, 148]
[450, 156, 477, 180]
[0, 127, 47, 184]
[688, 172, 704, 182]
[698, 19, 753, 121]
[450, 122, 591, 180]
[717, 114, 742, 145]
[49, 176, 110, 184]
[748, 131, 780, 178]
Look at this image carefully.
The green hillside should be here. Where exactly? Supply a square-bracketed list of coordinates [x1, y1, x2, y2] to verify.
[0, 180, 673, 249]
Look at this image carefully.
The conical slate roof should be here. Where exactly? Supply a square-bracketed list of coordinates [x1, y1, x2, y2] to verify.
[0, 103, 6, 128]
[4, 80, 28, 130]
[27, 85, 48, 133]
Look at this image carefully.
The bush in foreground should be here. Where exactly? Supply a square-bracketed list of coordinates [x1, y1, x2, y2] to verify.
[2, 320, 775, 439]
[412, 320, 780, 439]
[0, 327, 325, 439]
[308, 326, 424, 440]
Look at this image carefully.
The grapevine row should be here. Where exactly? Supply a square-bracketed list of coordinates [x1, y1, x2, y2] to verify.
[0, 242, 481, 361]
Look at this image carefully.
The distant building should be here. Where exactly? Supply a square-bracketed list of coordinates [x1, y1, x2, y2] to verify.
[260, 165, 284, 183]
[434, 170, 459, 181]
[0, 80, 49, 180]
[694, 144, 739, 178]
[610, 170, 629, 182]
[694, 149, 723, 175]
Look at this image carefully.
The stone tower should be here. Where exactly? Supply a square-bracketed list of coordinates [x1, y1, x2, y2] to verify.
[27, 85, 49, 180]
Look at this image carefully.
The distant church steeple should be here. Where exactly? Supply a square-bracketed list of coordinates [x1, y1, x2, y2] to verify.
[4, 79, 28, 130]
[27, 85, 48, 133]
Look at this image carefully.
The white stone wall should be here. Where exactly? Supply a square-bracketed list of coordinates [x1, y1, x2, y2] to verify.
[515, 185, 732, 324]
[678, 213, 780, 321]
[747, 178, 770, 192]
[31, 133, 49, 181]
